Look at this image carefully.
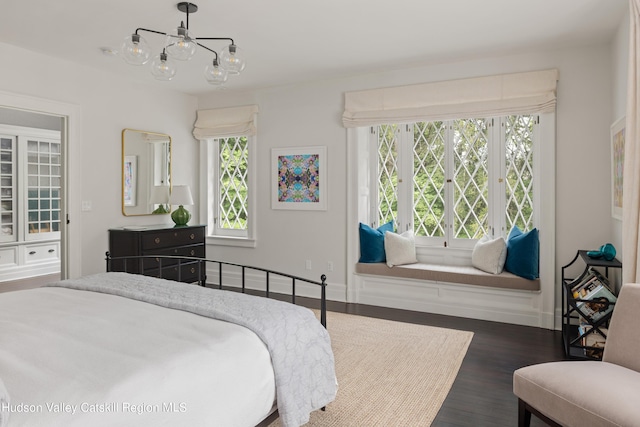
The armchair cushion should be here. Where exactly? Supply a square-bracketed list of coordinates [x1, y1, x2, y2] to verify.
[514, 283, 640, 427]
[514, 360, 640, 427]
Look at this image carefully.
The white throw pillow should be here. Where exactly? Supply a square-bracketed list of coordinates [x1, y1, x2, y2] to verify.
[472, 235, 507, 274]
[384, 230, 418, 267]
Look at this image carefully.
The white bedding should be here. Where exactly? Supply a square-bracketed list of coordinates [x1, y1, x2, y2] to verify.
[0, 287, 276, 427]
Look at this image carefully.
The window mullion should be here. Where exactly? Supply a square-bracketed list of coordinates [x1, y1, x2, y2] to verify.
[368, 126, 379, 227]
[396, 124, 412, 233]
[444, 121, 454, 246]
[490, 118, 505, 238]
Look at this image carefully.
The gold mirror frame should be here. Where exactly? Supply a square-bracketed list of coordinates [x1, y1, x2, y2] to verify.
[121, 129, 172, 216]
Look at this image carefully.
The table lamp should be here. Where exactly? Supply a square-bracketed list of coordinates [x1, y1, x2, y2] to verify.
[169, 185, 194, 226]
[149, 185, 170, 214]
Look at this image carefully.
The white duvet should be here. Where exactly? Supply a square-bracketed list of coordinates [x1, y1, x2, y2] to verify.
[0, 287, 276, 427]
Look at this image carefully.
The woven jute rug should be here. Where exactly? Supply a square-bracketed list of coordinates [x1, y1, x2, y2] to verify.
[269, 310, 473, 427]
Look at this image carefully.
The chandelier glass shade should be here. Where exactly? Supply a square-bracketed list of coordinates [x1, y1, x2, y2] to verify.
[121, 34, 151, 66]
[149, 49, 177, 81]
[120, 2, 243, 86]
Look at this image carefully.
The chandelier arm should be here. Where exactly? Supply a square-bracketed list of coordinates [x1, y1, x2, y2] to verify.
[198, 37, 235, 45]
[196, 42, 219, 60]
[135, 27, 168, 37]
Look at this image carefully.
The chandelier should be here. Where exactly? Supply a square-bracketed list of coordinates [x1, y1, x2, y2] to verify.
[120, 2, 244, 86]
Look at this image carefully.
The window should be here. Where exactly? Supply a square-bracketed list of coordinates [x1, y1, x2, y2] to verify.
[194, 104, 258, 247]
[202, 135, 256, 246]
[214, 136, 248, 235]
[370, 114, 540, 249]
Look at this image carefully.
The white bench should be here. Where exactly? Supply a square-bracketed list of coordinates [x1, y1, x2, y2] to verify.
[355, 262, 540, 291]
[352, 262, 545, 327]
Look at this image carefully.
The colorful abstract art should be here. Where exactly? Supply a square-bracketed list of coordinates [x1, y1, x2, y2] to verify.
[271, 146, 327, 210]
[277, 154, 320, 203]
[611, 117, 625, 220]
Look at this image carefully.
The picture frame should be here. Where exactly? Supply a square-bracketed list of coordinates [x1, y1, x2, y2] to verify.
[271, 146, 327, 210]
[123, 155, 138, 207]
[610, 117, 625, 220]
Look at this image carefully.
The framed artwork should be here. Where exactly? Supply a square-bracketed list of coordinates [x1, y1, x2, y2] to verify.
[271, 146, 327, 210]
[123, 155, 138, 207]
[611, 117, 625, 220]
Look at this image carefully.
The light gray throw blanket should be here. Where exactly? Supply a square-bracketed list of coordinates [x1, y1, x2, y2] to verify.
[47, 272, 337, 427]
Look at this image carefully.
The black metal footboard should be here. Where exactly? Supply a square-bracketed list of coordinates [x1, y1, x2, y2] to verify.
[105, 252, 328, 328]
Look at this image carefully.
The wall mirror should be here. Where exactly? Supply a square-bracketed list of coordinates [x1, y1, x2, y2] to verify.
[122, 129, 171, 216]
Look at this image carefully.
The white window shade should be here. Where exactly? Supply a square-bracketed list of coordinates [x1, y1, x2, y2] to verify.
[342, 69, 559, 128]
[193, 104, 259, 139]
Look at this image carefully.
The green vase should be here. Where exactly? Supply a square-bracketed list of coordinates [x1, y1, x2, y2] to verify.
[171, 205, 191, 226]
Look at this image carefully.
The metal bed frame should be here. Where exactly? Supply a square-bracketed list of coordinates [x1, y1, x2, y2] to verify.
[105, 252, 328, 328]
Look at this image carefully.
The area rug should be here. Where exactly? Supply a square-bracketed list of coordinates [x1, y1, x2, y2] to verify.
[269, 310, 474, 427]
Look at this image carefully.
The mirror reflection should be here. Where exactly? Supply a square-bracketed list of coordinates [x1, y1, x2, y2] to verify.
[122, 129, 171, 216]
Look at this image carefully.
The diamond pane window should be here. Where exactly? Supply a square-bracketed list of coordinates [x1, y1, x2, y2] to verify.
[370, 115, 539, 249]
[452, 119, 489, 239]
[413, 121, 446, 237]
[218, 136, 248, 230]
[377, 124, 399, 226]
[505, 115, 535, 232]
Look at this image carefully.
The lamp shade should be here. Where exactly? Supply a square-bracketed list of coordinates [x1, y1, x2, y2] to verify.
[149, 185, 170, 203]
[150, 51, 177, 81]
[169, 185, 194, 206]
[121, 33, 151, 65]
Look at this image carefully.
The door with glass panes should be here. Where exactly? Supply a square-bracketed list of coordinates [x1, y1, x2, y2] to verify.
[0, 125, 61, 280]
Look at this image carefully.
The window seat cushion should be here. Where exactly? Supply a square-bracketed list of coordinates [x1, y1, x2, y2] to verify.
[355, 262, 540, 291]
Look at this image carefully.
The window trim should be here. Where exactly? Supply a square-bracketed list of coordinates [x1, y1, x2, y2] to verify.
[353, 112, 554, 263]
[199, 135, 257, 248]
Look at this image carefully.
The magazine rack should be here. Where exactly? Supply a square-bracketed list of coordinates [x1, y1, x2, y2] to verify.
[561, 250, 621, 360]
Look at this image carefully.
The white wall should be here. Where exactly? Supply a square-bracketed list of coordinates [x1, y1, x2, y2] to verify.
[198, 42, 618, 312]
[0, 22, 626, 321]
[0, 42, 198, 277]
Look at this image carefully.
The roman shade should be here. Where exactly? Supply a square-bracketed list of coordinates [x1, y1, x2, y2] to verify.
[193, 104, 259, 139]
[342, 69, 559, 128]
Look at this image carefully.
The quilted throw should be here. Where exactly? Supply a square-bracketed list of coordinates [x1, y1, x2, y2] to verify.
[47, 272, 337, 427]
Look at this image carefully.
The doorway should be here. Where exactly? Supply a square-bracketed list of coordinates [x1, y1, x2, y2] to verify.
[0, 91, 82, 288]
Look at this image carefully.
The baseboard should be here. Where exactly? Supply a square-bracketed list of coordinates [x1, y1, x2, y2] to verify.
[353, 273, 553, 328]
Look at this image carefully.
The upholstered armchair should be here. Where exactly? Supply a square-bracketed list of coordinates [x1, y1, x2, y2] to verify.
[513, 282, 640, 427]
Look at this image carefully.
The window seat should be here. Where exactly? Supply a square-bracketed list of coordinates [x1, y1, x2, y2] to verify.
[355, 262, 540, 292]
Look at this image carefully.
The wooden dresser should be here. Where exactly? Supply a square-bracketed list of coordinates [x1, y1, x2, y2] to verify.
[108, 224, 206, 284]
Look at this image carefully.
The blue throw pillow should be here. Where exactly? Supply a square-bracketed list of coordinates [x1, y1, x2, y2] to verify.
[504, 226, 539, 280]
[359, 221, 394, 263]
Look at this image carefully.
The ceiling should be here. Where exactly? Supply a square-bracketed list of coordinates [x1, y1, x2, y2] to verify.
[0, 0, 629, 96]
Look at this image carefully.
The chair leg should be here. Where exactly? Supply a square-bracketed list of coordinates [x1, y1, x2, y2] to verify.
[518, 399, 532, 427]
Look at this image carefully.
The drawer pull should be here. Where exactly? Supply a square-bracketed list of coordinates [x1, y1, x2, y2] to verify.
[48, 249, 55, 253]
[29, 251, 36, 255]
[155, 237, 161, 244]
[190, 233, 195, 240]
[190, 267, 195, 273]
[190, 250, 195, 256]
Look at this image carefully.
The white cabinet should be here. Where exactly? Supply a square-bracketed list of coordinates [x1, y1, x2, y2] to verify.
[0, 125, 61, 282]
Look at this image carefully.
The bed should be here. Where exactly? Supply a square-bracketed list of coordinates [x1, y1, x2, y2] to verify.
[0, 256, 337, 427]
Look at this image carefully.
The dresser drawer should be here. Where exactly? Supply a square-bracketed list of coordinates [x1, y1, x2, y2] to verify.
[24, 242, 59, 264]
[141, 244, 205, 270]
[146, 261, 202, 283]
[141, 227, 205, 250]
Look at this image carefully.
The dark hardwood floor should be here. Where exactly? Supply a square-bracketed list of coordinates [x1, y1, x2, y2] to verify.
[297, 297, 564, 427]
